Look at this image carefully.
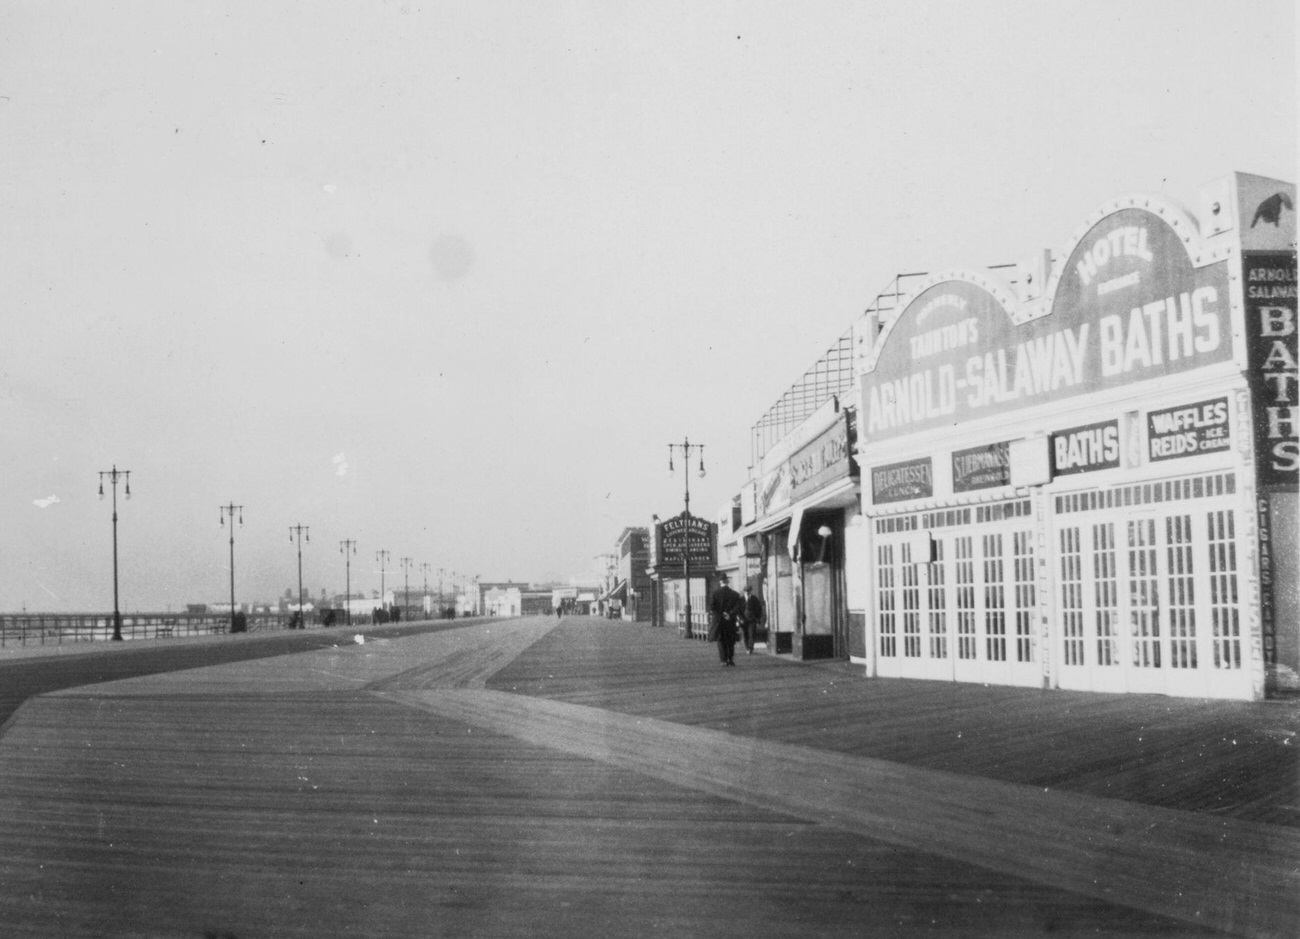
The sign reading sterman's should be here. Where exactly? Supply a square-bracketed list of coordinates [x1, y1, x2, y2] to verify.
[860, 208, 1233, 442]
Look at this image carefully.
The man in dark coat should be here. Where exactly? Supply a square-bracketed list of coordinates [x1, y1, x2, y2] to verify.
[739, 585, 763, 655]
[708, 572, 742, 666]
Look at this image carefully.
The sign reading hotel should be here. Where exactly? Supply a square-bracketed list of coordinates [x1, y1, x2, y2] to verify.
[860, 208, 1233, 441]
[871, 457, 933, 504]
[1147, 397, 1230, 462]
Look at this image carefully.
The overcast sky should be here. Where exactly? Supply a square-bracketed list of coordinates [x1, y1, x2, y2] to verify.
[2, 1, 1294, 613]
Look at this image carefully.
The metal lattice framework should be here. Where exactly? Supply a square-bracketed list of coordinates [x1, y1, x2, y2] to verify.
[750, 272, 928, 462]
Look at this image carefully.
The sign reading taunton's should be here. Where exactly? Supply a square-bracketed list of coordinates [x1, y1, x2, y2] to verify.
[860, 208, 1233, 441]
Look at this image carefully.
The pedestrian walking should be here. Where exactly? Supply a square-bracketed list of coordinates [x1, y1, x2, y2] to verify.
[739, 585, 763, 654]
[708, 572, 742, 666]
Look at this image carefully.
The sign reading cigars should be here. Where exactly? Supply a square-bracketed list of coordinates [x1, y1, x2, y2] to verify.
[861, 208, 1233, 442]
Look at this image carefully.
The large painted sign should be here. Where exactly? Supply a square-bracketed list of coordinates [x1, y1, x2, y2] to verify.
[1243, 250, 1298, 488]
[789, 411, 855, 502]
[861, 208, 1232, 441]
[656, 514, 716, 569]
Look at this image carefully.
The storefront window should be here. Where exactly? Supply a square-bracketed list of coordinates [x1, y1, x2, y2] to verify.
[955, 537, 976, 660]
[1167, 515, 1197, 670]
[1128, 519, 1161, 669]
[1060, 528, 1085, 667]
[982, 534, 1007, 663]
[1208, 510, 1240, 670]
[877, 543, 896, 658]
[928, 540, 948, 660]
[1094, 523, 1119, 667]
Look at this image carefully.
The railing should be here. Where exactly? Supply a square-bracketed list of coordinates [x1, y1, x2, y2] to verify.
[674, 608, 710, 641]
[0, 610, 382, 649]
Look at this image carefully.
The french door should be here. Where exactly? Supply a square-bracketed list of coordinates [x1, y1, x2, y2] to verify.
[1054, 474, 1246, 697]
[875, 503, 1041, 687]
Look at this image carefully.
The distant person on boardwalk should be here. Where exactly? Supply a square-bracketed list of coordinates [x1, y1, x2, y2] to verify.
[708, 572, 742, 666]
[739, 585, 763, 655]
[555, 602, 562, 620]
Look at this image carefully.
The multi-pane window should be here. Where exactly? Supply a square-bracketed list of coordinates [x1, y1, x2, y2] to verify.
[902, 543, 921, 658]
[1207, 510, 1240, 670]
[1059, 527, 1085, 667]
[1166, 515, 1196, 669]
[1013, 531, 1035, 664]
[1128, 519, 1161, 669]
[1093, 523, 1119, 667]
[983, 534, 1007, 662]
[956, 537, 977, 660]
[877, 544, 896, 658]
[928, 539, 948, 660]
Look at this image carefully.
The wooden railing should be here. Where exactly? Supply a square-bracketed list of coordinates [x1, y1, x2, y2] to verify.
[0, 610, 375, 648]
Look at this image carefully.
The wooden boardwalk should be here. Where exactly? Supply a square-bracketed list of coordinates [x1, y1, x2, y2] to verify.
[0, 616, 1295, 938]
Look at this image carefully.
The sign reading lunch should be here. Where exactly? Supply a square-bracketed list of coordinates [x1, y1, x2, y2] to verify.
[861, 208, 1232, 441]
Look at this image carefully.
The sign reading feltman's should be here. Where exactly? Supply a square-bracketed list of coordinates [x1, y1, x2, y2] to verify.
[656, 514, 716, 568]
[860, 208, 1232, 441]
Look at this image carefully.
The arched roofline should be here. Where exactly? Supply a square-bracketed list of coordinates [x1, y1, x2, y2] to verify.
[861, 268, 1019, 375]
[1042, 192, 1234, 303]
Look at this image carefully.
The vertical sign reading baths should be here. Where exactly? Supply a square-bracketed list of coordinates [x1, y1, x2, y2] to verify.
[860, 208, 1232, 442]
[1244, 251, 1298, 488]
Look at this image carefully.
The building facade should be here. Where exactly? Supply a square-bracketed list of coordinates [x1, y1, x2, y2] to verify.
[855, 174, 1295, 700]
[733, 172, 1296, 701]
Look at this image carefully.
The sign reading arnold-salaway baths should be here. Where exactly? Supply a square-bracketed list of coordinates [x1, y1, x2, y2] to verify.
[861, 208, 1233, 441]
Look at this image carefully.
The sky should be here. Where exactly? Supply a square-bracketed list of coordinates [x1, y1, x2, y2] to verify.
[1, 0, 1295, 613]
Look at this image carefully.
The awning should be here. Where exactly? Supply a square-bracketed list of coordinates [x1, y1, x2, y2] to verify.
[735, 476, 858, 541]
[787, 505, 805, 561]
[601, 579, 628, 603]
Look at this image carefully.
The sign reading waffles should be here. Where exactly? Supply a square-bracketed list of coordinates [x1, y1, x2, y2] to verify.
[860, 208, 1232, 441]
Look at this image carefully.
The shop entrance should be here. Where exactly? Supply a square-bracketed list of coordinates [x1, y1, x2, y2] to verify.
[1054, 471, 1249, 698]
[874, 499, 1041, 687]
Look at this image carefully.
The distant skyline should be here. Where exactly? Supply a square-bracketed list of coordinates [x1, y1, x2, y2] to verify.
[2, 1, 1295, 612]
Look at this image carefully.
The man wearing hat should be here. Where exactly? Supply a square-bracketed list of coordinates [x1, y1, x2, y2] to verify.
[708, 571, 742, 666]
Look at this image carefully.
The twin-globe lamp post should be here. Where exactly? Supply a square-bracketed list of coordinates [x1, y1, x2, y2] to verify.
[97, 465, 131, 641]
[375, 549, 390, 617]
[289, 524, 309, 628]
[219, 503, 244, 633]
[340, 539, 357, 625]
[667, 438, 705, 638]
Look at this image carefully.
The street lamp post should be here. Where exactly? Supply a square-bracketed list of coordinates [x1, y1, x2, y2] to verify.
[668, 438, 706, 638]
[289, 525, 310, 628]
[340, 539, 357, 626]
[420, 562, 431, 619]
[219, 503, 244, 633]
[97, 465, 131, 641]
[375, 549, 390, 618]
[399, 556, 413, 622]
